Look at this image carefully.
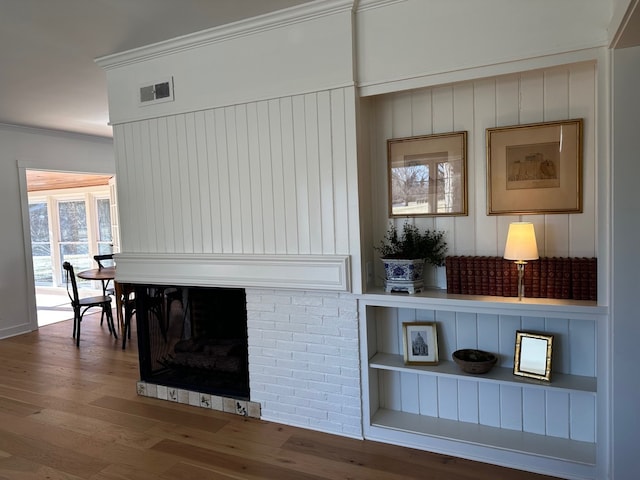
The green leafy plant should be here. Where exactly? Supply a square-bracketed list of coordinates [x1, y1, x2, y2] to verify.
[375, 223, 447, 267]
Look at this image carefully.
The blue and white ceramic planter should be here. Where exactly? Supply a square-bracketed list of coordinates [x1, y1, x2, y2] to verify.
[381, 258, 425, 294]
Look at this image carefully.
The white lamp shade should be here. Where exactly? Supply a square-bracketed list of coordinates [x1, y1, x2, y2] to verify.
[503, 222, 539, 261]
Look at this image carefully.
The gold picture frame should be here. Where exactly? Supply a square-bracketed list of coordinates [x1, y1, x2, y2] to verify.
[402, 322, 439, 365]
[486, 119, 583, 215]
[387, 132, 467, 217]
[513, 331, 554, 382]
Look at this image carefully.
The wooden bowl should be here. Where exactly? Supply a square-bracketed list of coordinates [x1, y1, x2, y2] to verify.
[452, 349, 498, 374]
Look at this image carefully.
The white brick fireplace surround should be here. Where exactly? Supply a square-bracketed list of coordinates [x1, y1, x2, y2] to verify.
[115, 252, 363, 439]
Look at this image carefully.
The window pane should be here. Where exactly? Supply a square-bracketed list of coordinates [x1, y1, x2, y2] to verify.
[59, 201, 88, 242]
[97, 198, 112, 243]
[30, 202, 52, 285]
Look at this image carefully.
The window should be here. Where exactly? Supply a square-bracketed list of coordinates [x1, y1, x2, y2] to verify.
[29, 186, 114, 288]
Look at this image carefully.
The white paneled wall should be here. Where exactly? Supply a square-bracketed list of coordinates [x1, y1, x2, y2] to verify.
[367, 62, 598, 289]
[114, 86, 359, 259]
[371, 307, 597, 443]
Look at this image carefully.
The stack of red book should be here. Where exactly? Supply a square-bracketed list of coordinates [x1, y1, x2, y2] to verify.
[445, 256, 597, 300]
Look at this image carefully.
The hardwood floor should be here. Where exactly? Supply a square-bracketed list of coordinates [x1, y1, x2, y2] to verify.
[0, 314, 560, 480]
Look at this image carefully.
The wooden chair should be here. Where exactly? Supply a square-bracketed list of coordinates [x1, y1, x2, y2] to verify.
[121, 283, 136, 349]
[63, 262, 117, 347]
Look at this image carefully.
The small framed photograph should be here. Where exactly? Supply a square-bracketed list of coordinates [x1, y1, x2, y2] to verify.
[513, 331, 554, 382]
[486, 119, 583, 215]
[388, 132, 467, 217]
[402, 322, 439, 365]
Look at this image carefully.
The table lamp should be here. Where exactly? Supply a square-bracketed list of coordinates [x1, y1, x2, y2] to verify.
[503, 222, 539, 301]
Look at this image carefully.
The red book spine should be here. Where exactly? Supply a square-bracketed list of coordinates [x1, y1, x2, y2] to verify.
[523, 259, 534, 298]
[530, 259, 541, 298]
[588, 257, 597, 301]
[467, 256, 476, 295]
[539, 257, 548, 299]
[446, 256, 461, 294]
[503, 259, 517, 297]
[460, 257, 469, 295]
[474, 257, 483, 296]
[488, 256, 497, 296]
[571, 257, 582, 300]
[446, 256, 454, 293]
[495, 257, 504, 297]
[480, 257, 489, 296]
[546, 257, 557, 299]
[560, 257, 571, 299]
[580, 257, 591, 300]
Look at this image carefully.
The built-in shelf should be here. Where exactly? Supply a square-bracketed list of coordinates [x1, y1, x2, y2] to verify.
[358, 291, 602, 479]
[370, 409, 597, 467]
[359, 287, 607, 321]
[369, 352, 597, 394]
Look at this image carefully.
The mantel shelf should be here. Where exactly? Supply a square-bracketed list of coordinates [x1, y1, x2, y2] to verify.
[358, 288, 607, 321]
[369, 353, 597, 394]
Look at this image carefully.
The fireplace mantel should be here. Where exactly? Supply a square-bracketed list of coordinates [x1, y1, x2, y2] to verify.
[114, 253, 351, 292]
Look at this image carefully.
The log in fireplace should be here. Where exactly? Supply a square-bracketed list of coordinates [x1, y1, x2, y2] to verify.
[135, 285, 249, 400]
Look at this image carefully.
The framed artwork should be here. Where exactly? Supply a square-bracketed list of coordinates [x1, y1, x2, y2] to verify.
[486, 119, 583, 215]
[402, 322, 439, 365]
[387, 132, 467, 217]
[513, 331, 554, 382]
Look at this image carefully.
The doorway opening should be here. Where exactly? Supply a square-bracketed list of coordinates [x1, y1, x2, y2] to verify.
[25, 170, 118, 327]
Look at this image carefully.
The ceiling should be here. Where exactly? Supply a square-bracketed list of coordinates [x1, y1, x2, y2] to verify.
[1, 1, 639, 140]
[0, 0, 314, 138]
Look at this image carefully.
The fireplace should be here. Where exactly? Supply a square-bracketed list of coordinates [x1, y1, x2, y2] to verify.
[135, 285, 249, 400]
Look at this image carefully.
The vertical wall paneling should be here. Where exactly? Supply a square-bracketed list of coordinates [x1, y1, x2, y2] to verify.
[279, 97, 299, 254]
[157, 118, 175, 252]
[500, 385, 523, 431]
[267, 99, 286, 254]
[246, 103, 264, 254]
[224, 107, 243, 253]
[570, 393, 596, 442]
[568, 64, 598, 257]
[400, 372, 420, 414]
[472, 79, 498, 254]
[419, 376, 438, 417]
[292, 95, 311, 254]
[498, 315, 520, 366]
[569, 319, 597, 377]
[257, 102, 274, 253]
[457, 380, 479, 424]
[331, 89, 349, 255]
[545, 317, 570, 374]
[522, 388, 546, 435]
[234, 105, 255, 253]
[546, 390, 570, 438]
[304, 94, 322, 254]
[167, 116, 185, 253]
[478, 382, 501, 428]
[437, 377, 458, 420]
[147, 119, 166, 253]
[455, 312, 477, 349]
[317, 91, 336, 254]
[176, 116, 194, 252]
[476, 313, 499, 355]
[186, 113, 204, 253]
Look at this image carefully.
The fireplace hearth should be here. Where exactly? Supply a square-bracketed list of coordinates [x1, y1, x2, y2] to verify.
[135, 285, 249, 400]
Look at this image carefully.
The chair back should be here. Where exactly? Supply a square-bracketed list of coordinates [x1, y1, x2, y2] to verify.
[93, 254, 114, 269]
[62, 261, 80, 307]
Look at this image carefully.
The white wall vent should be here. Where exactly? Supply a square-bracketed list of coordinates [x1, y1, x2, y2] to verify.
[138, 77, 174, 106]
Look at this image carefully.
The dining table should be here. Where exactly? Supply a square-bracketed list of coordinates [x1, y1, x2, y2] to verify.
[76, 266, 124, 331]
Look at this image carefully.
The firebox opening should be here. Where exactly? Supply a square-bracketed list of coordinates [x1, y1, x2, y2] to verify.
[135, 285, 249, 400]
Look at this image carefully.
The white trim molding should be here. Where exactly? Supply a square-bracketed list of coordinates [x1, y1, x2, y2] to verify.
[114, 253, 351, 292]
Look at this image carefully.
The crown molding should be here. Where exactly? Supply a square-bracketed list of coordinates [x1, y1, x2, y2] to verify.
[96, 0, 354, 69]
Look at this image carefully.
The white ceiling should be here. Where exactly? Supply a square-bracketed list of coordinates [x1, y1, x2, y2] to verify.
[2, 0, 639, 140]
[0, 0, 314, 138]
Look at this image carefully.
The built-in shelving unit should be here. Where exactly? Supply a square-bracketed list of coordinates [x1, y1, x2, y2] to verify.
[357, 289, 607, 479]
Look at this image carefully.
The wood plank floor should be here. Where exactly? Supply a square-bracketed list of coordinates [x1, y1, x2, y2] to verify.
[0, 314, 561, 480]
